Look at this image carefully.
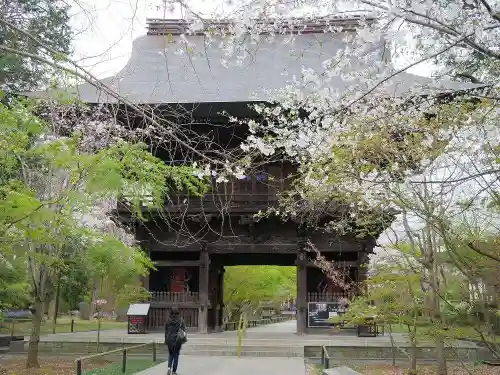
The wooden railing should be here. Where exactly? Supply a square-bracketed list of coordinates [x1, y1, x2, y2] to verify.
[150, 291, 201, 303]
[320, 345, 331, 369]
[150, 291, 349, 305]
[307, 292, 354, 302]
[76, 342, 158, 375]
[165, 193, 279, 208]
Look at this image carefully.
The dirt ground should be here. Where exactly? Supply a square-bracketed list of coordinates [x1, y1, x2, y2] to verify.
[0, 357, 111, 375]
[1, 358, 500, 375]
[354, 364, 500, 375]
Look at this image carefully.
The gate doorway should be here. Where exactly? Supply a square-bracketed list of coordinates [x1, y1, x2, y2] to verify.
[222, 265, 296, 326]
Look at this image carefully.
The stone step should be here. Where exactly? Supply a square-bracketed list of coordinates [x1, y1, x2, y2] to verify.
[0, 346, 10, 354]
[21, 341, 304, 358]
[180, 349, 303, 357]
[183, 345, 304, 357]
[184, 344, 302, 352]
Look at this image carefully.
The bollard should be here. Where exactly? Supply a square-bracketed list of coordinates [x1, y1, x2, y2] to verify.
[76, 359, 82, 375]
[153, 341, 157, 362]
[122, 349, 127, 374]
[321, 346, 330, 368]
[71, 319, 75, 333]
[10, 320, 15, 338]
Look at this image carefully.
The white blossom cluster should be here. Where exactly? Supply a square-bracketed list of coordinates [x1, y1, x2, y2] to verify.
[191, 161, 248, 183]
[156, 0, 500, 238]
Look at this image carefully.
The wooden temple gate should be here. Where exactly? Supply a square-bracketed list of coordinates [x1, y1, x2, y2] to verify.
[108, 18, 391, 335]
[133, 192, 373, 334]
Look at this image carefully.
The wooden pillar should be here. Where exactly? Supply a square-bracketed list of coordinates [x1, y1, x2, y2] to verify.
[141, 275, 150, 291]
[296, 246, 308, 335]
[209, 266, 219, 332]
[198, 248, 210, 333]
[217, 267, 225, 331]
[357, 250, 369, 295]
[136, 220, 150, 292]
[357, 266, 368, 295]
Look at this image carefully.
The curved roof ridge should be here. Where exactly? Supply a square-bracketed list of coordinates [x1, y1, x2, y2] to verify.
[146, 15, 377, 36]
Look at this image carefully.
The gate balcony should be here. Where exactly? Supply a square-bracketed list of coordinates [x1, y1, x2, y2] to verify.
[148, 291, 213, 308]
[118, 193, 280, 214]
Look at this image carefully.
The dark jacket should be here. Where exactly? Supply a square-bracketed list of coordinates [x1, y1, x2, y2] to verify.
[164, 316, 186, 348]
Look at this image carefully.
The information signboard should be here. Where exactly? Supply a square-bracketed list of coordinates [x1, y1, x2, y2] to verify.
[307, 301, 347, 328]
[126, 303, 150, 334]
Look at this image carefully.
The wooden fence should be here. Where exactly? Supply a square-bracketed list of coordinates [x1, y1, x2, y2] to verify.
[146, 307, 198, 329]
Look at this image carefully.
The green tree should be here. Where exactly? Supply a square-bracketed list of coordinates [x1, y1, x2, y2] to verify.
[59, 258, 91, 311]
[0, 253, 29, 309]
[0, 98, 206, 368]
[342, 261, 426, 373]
[0, 0, 72, 92]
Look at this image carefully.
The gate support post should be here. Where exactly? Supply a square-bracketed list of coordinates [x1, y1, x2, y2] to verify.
[296, 232, 308, 335]
[198, 246, 210, 333]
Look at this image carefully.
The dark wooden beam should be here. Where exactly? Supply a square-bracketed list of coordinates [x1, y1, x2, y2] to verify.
[154, 260, 201, 267]
[148, 244, 202, 252]
[150, 301, 207, 308]
[314, 244, 363, 252]
[206, 243, 297, 254]
[296, 260, 360, 268]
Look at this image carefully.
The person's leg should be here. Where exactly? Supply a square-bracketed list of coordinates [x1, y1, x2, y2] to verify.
[167, 347, 174, 373]
[172, 347, 180, 373]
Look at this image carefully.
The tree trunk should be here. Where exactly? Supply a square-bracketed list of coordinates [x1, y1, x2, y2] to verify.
[431, 269, 447, 374]
[88, 279, 100, 320]
[387, 323, 396, 366]
[47, 299, 56, 320]
[430, 243, 447, 375]
[435, 335, 447, 375]
[26, 297, 43, 368]
[52, 274, 61, 334]
[409, 330, 417, 374]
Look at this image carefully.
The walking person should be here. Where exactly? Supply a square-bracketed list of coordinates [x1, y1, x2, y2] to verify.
[164, 306, 187, 375]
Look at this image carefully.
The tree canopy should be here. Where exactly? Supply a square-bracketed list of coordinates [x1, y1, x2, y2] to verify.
[224, 266, 296, 320]
[0, 0, 72, 92]
[0, 98, 207, 367]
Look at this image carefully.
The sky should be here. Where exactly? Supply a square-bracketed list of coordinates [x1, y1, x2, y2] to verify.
[69, 0, 432, 79]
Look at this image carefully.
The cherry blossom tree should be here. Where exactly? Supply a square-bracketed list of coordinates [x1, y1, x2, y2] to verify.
[154, 2, 500, 373]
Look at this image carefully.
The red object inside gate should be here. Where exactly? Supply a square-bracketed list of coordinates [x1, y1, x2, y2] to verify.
[171, 267, 186, 292]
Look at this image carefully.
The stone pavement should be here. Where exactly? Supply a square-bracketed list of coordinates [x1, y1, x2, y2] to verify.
[135, 355, 306, 375]
[37, 319, 417, 347]
[135, 322, 307, 374]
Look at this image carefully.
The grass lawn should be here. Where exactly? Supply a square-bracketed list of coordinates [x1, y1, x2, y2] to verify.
[83, 359, 161, 374]
[353, 364, 500, 374]
[386, 324, 500, 344]
[0, 357, 160, 375]
[0, 317, 127, 336]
